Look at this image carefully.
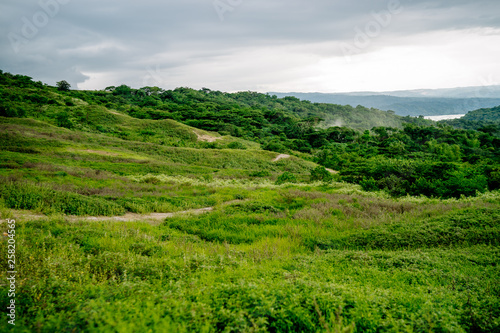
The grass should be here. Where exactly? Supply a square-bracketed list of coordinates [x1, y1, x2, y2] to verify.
[0, 112, 499, 331]
[0, 203, 499, 332]
[0, 181, 125, 216]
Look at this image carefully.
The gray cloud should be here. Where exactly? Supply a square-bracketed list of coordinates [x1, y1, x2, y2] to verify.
[1, 0, 499, 91]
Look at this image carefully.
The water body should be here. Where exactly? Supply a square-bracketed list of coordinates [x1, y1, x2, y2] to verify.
[424, 114, 466, 121]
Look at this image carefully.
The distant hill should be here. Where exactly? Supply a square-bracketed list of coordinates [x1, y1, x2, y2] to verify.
[270, 87, 500, 117]
[462, 105, 500, 122]
[441, 105, 500, 136]
[333, 85, 500, 98]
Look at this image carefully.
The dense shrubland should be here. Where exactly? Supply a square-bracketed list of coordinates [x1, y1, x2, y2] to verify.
[0, 70, 499, 332]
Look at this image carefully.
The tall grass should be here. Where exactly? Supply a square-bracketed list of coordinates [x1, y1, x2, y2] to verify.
[0, 217, 498, 332]
[0, 181, 125, 216]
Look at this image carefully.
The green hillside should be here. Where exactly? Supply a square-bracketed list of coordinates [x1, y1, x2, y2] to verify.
[0, 71, 499, 332]
[442, 105, 500, 136]
[463, 105, 500, 122]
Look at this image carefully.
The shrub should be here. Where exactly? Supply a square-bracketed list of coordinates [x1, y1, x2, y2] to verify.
[227, 141, 246, 150]
[310, 166, 334, 183]
[249, 171, 270, 177]
[360, 177, 379, 192]
[56, 111, 73, 129]
[275, 172, 298, 185]
[0, 104, 26, 118]
[263, 140, 288, 153]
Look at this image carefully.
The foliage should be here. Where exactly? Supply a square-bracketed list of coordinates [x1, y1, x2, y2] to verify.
[1, 190, 499, 332]
[310, 166, 335, 183]
[0, 67, 500, 331]
[442, 105, 500, 137]
[0, 181, 125, 216]
[2, 70, 500, 199]
[56, 80, 71, 91]
[275, 172, 298, 185]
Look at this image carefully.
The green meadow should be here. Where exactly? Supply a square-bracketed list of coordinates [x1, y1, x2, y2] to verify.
[0, 71, 499, 332]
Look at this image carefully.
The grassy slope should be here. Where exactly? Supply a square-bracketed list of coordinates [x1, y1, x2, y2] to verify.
[0, 80, 499, 332]
[0, 192, 499, 332]
[0, 114, 316, 216]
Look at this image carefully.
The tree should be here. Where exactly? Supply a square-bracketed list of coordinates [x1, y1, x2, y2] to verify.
[56, 80, 71, 91]
[55, 111, 73, 128]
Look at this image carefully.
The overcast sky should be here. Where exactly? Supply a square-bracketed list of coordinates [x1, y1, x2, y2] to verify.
[1, 0, 500, 92]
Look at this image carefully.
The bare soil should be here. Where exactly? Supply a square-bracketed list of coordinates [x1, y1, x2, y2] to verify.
[272, 154, 291, 162]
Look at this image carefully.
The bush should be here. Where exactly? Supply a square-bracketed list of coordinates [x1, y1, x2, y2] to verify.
[360, 177, 379, 191]
[250, 171, 270, 177]
[275, 172, 297, 185]
[56, 111, 73, 129]
[310, 166, 334, 183]
[0, 104, 26, 118]
[227, 142, 246, 150]
[263, 140, 288, 153]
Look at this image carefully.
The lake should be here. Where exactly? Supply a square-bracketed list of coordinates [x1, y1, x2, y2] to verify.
[424, 114, 466, 121]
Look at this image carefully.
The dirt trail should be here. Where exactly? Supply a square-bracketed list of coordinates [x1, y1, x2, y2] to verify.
[108, 110, 123, 116]
[6, 200, 249, 223]
[84, 207, 214, 222]
[272, 154, 291, 162]
[271, 154, 338, 173]
[5, 207, 214, 223]
[195, 132, 222, 143]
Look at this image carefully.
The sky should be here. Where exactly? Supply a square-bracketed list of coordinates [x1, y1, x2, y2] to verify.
[1, 0, 500, 93]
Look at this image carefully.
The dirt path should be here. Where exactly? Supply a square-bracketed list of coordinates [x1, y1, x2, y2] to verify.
[108, 110, 123, 116]
[195, 132, 222, 143]
[325, 168, 338, 174]
[4, 207, 214, 224]
[84, 207, 214, 222]
[272, 154, 291, 162]
[6, 200, 250, 223]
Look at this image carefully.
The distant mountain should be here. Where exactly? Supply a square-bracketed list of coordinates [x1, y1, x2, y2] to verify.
[331, 85, 500, 99]
[270, 86, 500, 117]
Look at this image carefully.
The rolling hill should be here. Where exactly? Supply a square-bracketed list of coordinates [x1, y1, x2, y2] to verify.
[1, 70, 499, 332]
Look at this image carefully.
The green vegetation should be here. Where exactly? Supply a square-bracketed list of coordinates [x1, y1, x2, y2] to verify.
[0, 181, 125, 216]
[0, 70, 499, 332]
[2, 70, 499, 199]
[1, 191, 499, 332]
[443, 105, 500, 137]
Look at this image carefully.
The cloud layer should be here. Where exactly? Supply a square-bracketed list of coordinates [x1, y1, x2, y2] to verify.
[1, 0, 500, 92]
